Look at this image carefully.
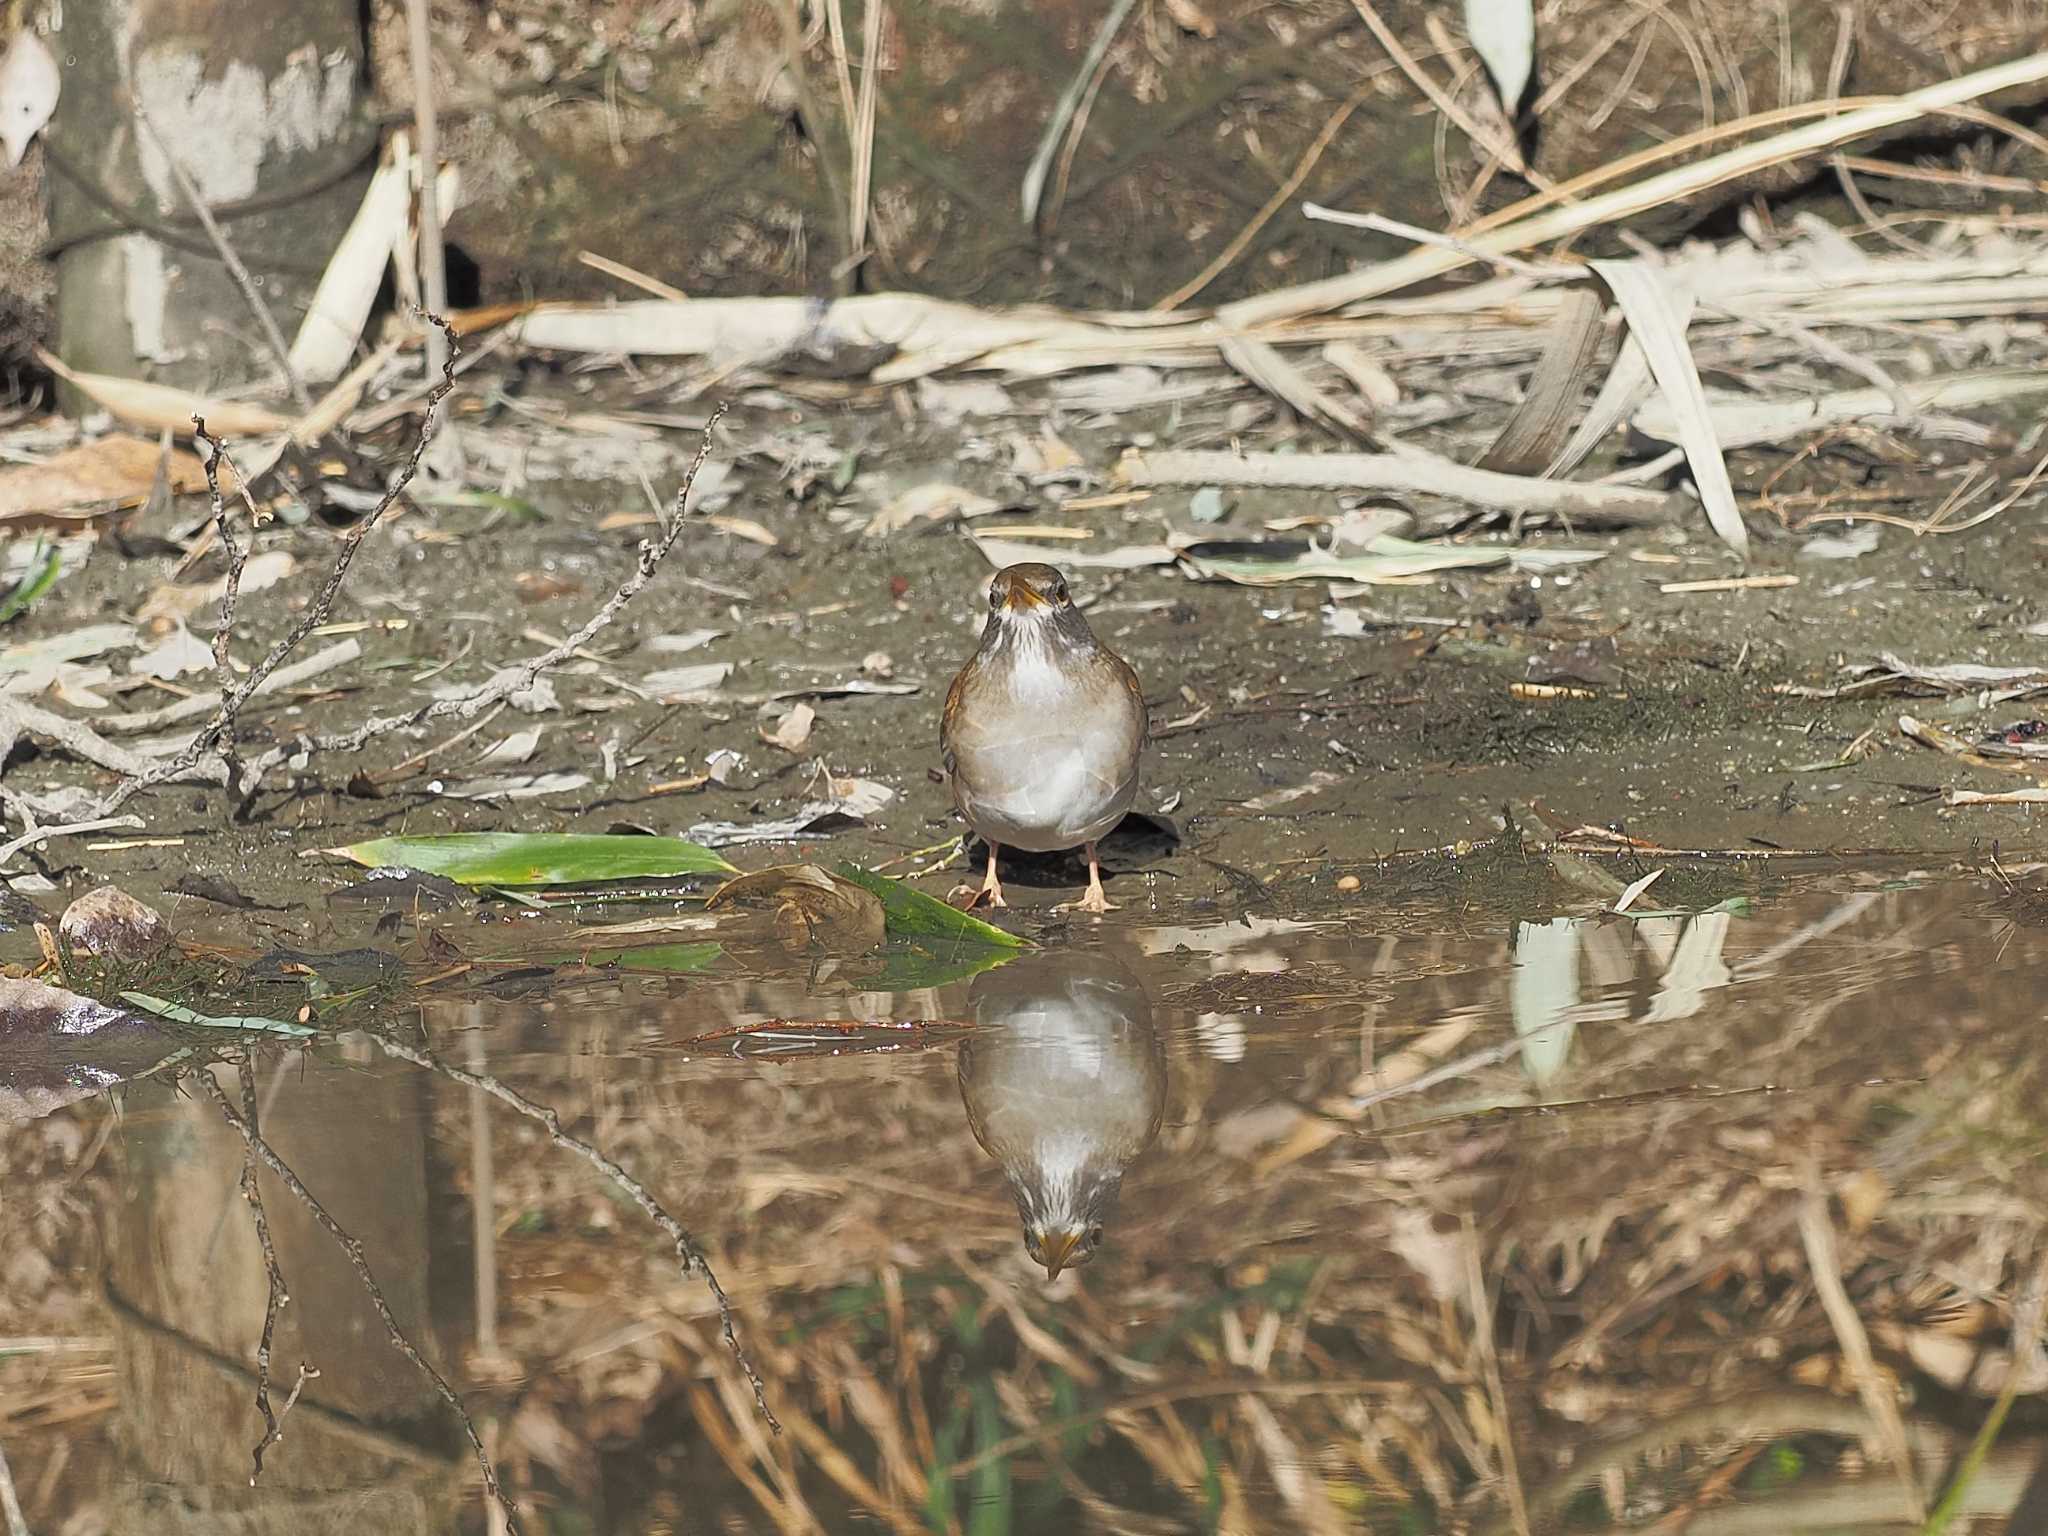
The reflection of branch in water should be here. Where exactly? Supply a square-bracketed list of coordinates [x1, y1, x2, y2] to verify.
[187, 1067, 522, 1533]
[368, 1035, 782, 1432]
[237, 1056, 294, 1483]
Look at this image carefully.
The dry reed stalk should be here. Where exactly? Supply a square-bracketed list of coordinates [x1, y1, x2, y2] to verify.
[1221, 49, 2048, 327]
[1797, 1183, 1926, 1521]
[1153, 81, 1378, 313]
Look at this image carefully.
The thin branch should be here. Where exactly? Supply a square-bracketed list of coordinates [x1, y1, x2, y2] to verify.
[192, 418, 252, 786]
[188, 1065, 521, 1533]
[311, 400, 731, 756]
[238, 1057, 293, 1484]
[367, 1031, 780, 1432]
[135, 111, 311, 410]
[94, 314, 462, 817]
[0, 814, 144, 870]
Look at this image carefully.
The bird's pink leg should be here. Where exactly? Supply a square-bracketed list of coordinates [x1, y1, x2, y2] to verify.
[1075, 842, 1116, 914]
[978, 841, 1008, 909]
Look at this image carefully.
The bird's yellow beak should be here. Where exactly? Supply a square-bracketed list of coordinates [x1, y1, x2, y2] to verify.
[1040, 1228, 1082, 1280]
[1002, 583, 1049, 612]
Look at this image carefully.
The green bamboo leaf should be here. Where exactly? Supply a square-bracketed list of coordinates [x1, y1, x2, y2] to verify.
[324, 832, 736, 885]
[833, 864, 1030, 950]
[121, 991, 316, 1037]
[857, 942, 1018, 992]
[610, 943, 725, 974]
[0, 539, 60, 625]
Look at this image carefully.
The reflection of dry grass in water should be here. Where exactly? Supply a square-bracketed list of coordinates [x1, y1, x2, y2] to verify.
[419, 892, 2048, 1532]
[3, 888, 2045, 1530]
[0, 1101, 118, 1518]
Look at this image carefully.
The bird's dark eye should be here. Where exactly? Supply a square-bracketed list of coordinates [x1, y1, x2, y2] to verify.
[988, 583, 1002, 609]
[1054, 581, 1070, 604]
[1087, 1224, 1103, 1245]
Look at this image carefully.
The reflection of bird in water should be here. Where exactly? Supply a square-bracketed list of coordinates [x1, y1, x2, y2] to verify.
[959, 949, 1165, 1280]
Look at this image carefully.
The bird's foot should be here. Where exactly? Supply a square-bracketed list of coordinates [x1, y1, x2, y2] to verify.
[1057, 850, 1116, 914]
[1055, 888, 1117, 915]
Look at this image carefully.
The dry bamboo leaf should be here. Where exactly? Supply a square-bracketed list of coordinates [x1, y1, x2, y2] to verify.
[704, 514, 779, 547]
[1633, 368, 2048, 452]
[34, 349, 295, 438]
[1477, 285, 1605, 476]
[1217, 334, 1373, 441]
[1589, 258, 1744, 557]
[865, 482, 1002, 539]
[136, 550, 297, 626]
[289, 132, 415, 383]
[0, 436, 223, 522]
[1946, 786, 2048, 805]
[1116, 445, 1679, 523]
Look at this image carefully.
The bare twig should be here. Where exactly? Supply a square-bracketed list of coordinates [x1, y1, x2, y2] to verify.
[135, 112, 311, 410]
[0, 698, 196, 783]
[311, 400, 731, 756]
[367, 1031, 780, 1432]
[93, 640, 362, 737]
[0, 814, 145, 870]
[238, 1058, 293, 1484]
[191, 418, 253, 785]
[94, 315, 462, 816]
[191, 421, 250, 689]
[189, 1065, 521, 1533]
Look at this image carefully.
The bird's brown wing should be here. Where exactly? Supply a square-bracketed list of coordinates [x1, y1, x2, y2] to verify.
[940, 660, 973, 779]
[1109, 650, 1149, 748]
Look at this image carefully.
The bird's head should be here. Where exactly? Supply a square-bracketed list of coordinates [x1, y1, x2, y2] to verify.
[1024, 1215, 1104, 1281]
[1014, 1165, 1128, 1280]
[985, 562, 1082, 626]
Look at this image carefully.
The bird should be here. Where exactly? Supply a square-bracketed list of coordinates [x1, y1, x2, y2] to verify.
[940, 562, 1147, 914]
[957, 949, 1166, 1280]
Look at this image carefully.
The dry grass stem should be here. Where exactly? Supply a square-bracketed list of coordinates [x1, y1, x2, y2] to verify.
[1798, 1182, 1925, 1521]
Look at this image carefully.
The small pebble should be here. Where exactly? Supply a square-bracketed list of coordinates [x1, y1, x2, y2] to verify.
[1336, 874, 1360, 892]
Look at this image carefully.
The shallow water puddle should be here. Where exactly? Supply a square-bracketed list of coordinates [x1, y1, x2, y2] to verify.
[6, 871, 2047, 1533]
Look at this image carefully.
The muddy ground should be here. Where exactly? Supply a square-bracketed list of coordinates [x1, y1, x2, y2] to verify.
[3, 365, 2037, 941]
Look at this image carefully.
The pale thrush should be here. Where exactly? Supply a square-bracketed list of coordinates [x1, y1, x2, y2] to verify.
[940, 563, 1147, 913]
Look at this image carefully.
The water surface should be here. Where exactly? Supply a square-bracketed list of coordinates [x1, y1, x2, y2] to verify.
[6, 870, 2047, 1534]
